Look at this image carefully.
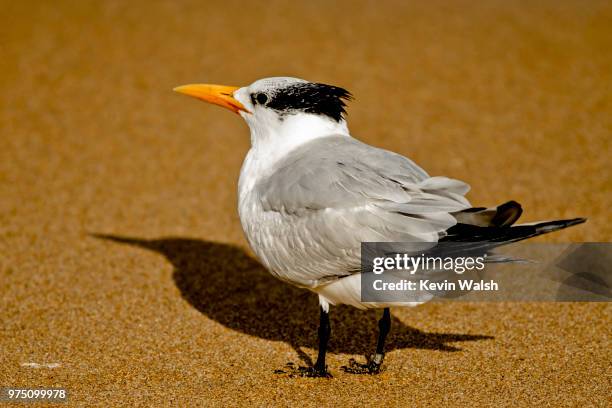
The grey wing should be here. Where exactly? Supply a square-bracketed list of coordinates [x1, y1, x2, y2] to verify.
[255, 136, 471, 286]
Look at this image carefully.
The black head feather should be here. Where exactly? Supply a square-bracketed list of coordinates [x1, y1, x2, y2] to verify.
[251, 82, 352, 122]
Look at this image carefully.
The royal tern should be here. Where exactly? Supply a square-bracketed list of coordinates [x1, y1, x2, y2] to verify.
[174, 77, 585, 377]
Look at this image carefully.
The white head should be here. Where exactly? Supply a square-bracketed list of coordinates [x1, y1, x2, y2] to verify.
[174, 77, 352, 151]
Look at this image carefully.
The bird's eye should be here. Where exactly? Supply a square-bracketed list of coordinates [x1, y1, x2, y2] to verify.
[255, 93, 268, 105]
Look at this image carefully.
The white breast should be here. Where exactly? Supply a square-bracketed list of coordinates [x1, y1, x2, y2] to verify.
[238, 149, 310, 287]
[238, 133, 353, 289]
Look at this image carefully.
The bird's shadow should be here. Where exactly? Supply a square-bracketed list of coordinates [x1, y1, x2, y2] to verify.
[93, 234, 493, 365]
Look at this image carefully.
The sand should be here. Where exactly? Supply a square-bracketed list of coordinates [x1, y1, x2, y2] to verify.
[1, 0, 610, 406]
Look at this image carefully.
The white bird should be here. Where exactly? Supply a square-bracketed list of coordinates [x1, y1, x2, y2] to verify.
[174, 77, 585, 377]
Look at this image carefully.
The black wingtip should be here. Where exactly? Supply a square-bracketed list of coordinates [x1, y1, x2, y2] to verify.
[556, 217, 587, 227]
[567, 217, 587, 226]
[535, 217, 587, 233]
[492, 200, 523, 227]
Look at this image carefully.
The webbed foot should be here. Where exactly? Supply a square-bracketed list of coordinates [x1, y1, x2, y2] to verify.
[274, 362, 333, 378]
[341, 353, 385, 374]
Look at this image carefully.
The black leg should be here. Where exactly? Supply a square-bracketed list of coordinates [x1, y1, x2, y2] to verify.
[313, 306, 331, 376]
[376, 307, 391, 354]
[276, 306, 332, 378]
[369, 307, 391, 372]
[342, 308, 391, 375]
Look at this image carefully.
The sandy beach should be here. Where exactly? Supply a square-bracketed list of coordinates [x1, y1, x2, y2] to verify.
[1, 0, 610, 406]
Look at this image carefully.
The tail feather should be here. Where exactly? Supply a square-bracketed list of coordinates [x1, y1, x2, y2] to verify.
[453, 200, 523, 228]
[445, 200, 585, 246]
[435, 216, 586, 260]
[442, 217, 586, 244]
[520, 217, 586, 233]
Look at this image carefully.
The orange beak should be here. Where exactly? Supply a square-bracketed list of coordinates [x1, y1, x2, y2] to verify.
[173, 84, 249, 114]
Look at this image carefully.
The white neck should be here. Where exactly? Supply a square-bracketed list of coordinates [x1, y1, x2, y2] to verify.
[238, 113, 351, 193]
[247, 113, 349, 167]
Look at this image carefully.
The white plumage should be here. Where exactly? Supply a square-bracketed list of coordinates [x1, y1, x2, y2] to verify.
[233, 78, 470, 311]
[174, 76, 585, 376]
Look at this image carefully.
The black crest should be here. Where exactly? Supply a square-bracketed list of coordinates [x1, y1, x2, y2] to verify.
[252, 82, 352, 122]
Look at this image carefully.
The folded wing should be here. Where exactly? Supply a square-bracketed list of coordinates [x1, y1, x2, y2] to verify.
[253, 136, 471, 286]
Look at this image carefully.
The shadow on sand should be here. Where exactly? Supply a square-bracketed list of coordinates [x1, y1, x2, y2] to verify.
[94, 234, 492, 365]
